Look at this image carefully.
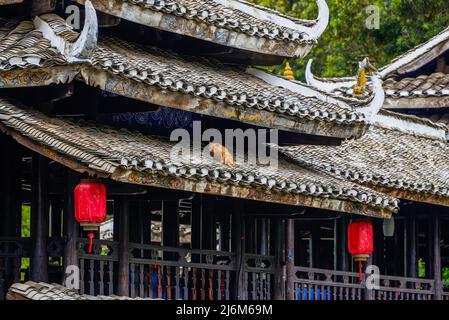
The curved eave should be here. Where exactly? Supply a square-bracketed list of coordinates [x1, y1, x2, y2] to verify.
[0, 66, 368, 139]
[0, 121, 391, 218]
[374, 186, 449, 208]
[76, 0, 317, 60]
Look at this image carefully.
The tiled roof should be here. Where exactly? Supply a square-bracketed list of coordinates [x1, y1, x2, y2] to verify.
[280, 111, 449, 205]
[7, 282, 149, 300]
[383, 73, 449, 98]
[379, 25, 449, 79]
[0, 98, 398, 216]
[0, 14, 369, 138]
[75, 0, 329, 59]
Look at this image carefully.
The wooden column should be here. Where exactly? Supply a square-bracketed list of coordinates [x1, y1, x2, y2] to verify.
[0, 136, 22, 291]
[273, 218, 284, 300]
[162, 200, 179, 252]
[433, 212, 442, 300]
[63, 171, 79, 279]
[117, 199, 130, 297]
[374, 220, 384, 273]
[285, 219, 295, 300]
[191, 195, 201, 250]
[232, 200, 245, 300]
[51, 199, 62, 238]
[310, 222, 320, 268]
[338, 215, 349, 271]
[30, 154, 49, 283]
[406, 212, 418, 278]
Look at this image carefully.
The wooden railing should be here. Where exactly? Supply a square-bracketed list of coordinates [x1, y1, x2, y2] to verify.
[77, 239, 277, 300]
[371, 275, 434, 300]
[243, 254, 275, 300]
[293, 266, 364, 300]
[78, 238, 118, 296]
[0, 237, 63, 300]
[76, 239, 446, 301]
[292, 266, 437, 300]
[128, 243, 236, 300]
[443, 282, 449, 301]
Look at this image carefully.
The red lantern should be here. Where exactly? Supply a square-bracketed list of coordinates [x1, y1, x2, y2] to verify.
[74, 180, 107, 253]
[348, 221, 373, 282]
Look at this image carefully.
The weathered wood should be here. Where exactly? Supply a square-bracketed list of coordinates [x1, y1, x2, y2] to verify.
[406, 212, 418, 278]
[286, 219, 295, 300]
[30, 154, 49, 283]
[310, 222, 320, 268]
[0, 136, 22, 292]
[63, 171, 79, 281]
[433, 211, 442, 300]
[27, 0, 56, 16]
[117, 199, 130, 296]
[272, 218, 283, 300]
[232, 200, 245, 300]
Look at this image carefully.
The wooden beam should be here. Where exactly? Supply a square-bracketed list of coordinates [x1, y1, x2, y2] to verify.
[338, 214, 349, 271]
[285, 219, 295, 300]
[30, 154, 49, 283]
[117, 199, 130, 297]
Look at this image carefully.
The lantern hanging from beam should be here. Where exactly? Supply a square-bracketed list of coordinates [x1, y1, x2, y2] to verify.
[348, 221, 373, 282]
[74, 180, 107, 253]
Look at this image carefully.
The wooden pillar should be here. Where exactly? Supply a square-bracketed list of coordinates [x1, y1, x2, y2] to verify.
[286, 219, 295, 300]
[338, 215, 349, 271]
[310, 222, 320, 268]
[202, 197, 216, 250]
[117, 199, 130, 297]
[273, 218, 284, 300]
[162, 200, 179, 249]
[63, 171, 79, 280]
[30, 154, 49, 283]
[374, 220, 384, 273]
[428, 216, 434, 278]
[232, 200, 245, 300]
[0, 136, 22, 291]
[433, 212, 442, 300]
[191, 195, 201, 250]
[406, 212, 418, 278]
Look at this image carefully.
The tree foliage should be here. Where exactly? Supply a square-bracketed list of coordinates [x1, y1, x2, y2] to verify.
[249, 0, 449, 79]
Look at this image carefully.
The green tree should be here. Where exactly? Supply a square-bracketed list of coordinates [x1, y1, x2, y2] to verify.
[249, 0, 449, 79]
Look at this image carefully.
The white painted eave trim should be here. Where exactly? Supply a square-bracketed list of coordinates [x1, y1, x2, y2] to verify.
[379, 27, 449, 78]
[246, 67, 352, 110]
[373, 113, 448, 141]
[33, 0, 98, 63]
[305, 59, 356, 92]
[213, 0, 329, 41]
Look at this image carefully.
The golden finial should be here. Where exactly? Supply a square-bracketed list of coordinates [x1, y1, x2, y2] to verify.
[284, 62, 295, 81]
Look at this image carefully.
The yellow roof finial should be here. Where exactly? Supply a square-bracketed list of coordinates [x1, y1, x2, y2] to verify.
[284, 62, 295, 81]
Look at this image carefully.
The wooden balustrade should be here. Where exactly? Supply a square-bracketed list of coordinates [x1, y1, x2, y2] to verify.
[77, 238, 118, 296]
[293, 266, 364, 300]
[243, 254, 275, 300]
[442, 282, 449, 300]
[3, 237, 442, 301]
[371, 274, 434, 300]
[292, 266, 437, 300]
[128, 242, 236, 300]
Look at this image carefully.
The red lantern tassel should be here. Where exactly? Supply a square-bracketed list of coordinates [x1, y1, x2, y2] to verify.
[358, 261, 363, 283]
[88, 232, 95, 254]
